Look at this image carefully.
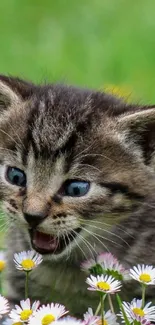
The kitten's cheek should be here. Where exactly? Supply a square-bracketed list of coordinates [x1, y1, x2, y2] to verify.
[2, 202, 18, 217]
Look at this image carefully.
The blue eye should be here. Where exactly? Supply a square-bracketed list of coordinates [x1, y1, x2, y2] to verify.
[64, 180, 90, 197]
[6, 167, 26, 187]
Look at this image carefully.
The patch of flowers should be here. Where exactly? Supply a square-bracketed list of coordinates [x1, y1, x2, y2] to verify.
[1, 250, 155, 324]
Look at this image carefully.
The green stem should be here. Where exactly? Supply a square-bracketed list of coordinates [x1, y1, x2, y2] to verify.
[141, 284, 146, 308]
[95, 301, 101, 315]
[108, 294, 114, 313]
[116, 294, 130, 325]
[25, 271, 29, 299]
[100, 294, 105, 325]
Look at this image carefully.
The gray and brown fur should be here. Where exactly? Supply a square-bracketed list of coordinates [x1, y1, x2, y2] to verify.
[0, 76, 155, 315]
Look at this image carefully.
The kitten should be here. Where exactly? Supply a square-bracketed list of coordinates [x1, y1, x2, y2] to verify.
[0, 75, 155, 315]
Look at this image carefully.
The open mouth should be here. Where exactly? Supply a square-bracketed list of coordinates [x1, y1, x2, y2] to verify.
[29, 228, 81, 255]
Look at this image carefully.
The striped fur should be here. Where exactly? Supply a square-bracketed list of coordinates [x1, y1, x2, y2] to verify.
[0, 76, 155, 315]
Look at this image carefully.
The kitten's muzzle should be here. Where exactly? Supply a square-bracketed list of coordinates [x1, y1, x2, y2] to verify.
[24, 212, 47, 228]
[29, 228, 82, 255]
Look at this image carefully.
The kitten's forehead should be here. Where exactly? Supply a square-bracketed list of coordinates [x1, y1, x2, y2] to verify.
[25, 85, 94, 158]
[0, 82, 138, 176]
[0, 82, 125, 163]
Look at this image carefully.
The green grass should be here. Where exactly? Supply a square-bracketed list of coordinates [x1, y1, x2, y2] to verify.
[0, 0, 155, 102]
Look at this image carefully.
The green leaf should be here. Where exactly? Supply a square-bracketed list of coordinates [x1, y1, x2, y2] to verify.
[104, 269, 123, 281]
[116, 294, 130, 325]
[89, 264, 104, 276]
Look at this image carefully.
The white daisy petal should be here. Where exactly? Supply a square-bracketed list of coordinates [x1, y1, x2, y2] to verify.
[53, 316, 83, 324]
[86, 274, 122, 294]
[81, 259, 96, 272]
[13, 250, 43, 271]
[84, 308, 119, 325]
[9, 298, 40, 322]
[29, 303, 68, 325]
[129, 265, 155, 285]
[104, 310, 119, 325]
[118, 298, 155, 323]
[2, 318, 22, 325]
[32, 300, 40, 311]
[0, 295, 9, 318]
[83, 307, 99, 325]
[97, 253, 129, 280]
[81, 253, 129, 281]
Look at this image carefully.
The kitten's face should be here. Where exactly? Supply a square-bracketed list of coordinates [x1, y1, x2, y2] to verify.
[0, 76, 155, 261]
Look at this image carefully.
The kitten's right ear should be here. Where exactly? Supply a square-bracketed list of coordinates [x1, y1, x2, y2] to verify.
[0, 80, 20, 111]
[0, 75, 34, 111]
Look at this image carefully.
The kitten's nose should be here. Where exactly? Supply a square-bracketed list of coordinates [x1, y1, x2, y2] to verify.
[24, 212, 47, 228]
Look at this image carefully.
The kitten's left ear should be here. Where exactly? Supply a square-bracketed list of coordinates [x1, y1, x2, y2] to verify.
[0, 75, 34, 111]
[117, 106, 155, 162]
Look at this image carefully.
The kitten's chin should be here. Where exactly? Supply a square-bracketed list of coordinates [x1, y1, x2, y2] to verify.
[29, 229, 81, 256]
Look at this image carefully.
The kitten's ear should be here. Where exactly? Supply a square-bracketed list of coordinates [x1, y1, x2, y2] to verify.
[0, 75, 34, 110]
[117, 106, 155, 162]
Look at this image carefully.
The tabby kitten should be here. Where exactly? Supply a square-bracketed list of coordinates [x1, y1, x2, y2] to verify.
[0, 75, 155, 315]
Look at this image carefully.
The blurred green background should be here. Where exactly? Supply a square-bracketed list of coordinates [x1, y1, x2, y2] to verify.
[0, 0, 155, 102]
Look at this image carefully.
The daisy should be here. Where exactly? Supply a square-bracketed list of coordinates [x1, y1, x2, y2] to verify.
[83, 308, 119, 325]
[9, 298, 40, 322]
[29, 303, 68, 325]
[13, 250, 43, 271]
[0, 251, 6, 271]
[103, 310, 119, 325]
[118, 299, 155, 323]
[83, 307, 99, 325]
[97, 253, 119, 267]
[81, 259, 97, 272]
[86, 274, 122, 294]
[97, 253, 129, 281]
[53, 317, 84, 324]
[2, 318, 22, 325]
[130, 265, 155, 285]
[0, 295, 9, 318]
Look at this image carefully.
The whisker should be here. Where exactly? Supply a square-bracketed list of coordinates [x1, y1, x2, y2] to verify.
[69, 231, 88, 260]
[48, 232, 58, 255]
[0, 221, 9, 233]
[65, 231, 72, 261]
[0, 224, 7, 232]
[80, 220, 131, 247]
[136, 200, 155, 210]
[85, 228, 123, 247]
[0, 215, 9, 224]
[62, 232, 68, 260]
[56, 231, 61, 255]
[81, 226, 110, 252]
[79, 218, 135, 239]
[82, 226, 124, 249]
[72, 229, 96, 259]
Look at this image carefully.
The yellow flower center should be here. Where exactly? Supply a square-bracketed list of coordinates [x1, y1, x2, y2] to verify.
[97, 281, 110, 291]
[139, 273, 151, 283]
[21, 259, 35, 270]
[0, 260, 6, 271]
[132, 308, 145, 317]
[20, 309, 33, 321]
[13, 323, 23, 325]
[41, 314, 55, 325]
[97, 320, 107, 325]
